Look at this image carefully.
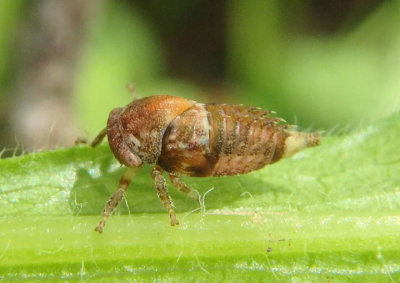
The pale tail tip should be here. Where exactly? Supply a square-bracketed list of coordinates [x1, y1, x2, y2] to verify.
[307, 132, 321, 147]
[283, 131, 321, 158]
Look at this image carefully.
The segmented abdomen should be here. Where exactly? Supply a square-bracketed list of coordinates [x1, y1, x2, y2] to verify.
[157, 103, 288, 177]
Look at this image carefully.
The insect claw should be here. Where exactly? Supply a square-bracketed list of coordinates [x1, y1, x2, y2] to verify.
[94, 220, 105, 234]
[170, 215, 179, 226]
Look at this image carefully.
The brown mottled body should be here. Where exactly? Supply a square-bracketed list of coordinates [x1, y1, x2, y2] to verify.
[107, 96, 193, 167]
[158, 103, 288, 176]
[91, 95, 320, 232]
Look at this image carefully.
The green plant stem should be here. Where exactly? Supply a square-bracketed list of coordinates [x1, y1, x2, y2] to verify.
[0, 113, 399, 281]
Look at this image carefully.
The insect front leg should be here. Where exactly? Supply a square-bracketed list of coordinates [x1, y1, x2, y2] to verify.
[95, 166, 139, 233]
[169, 174, 200, 203]
[75, 128, 107, 146]
[151, 167, 179, 226]
[90, 127, 107, 147]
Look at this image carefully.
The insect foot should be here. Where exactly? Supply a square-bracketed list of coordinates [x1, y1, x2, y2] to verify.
[94, 167, 139, 233]
[151, 167, 179, 226]
[90, 95, 321, 232]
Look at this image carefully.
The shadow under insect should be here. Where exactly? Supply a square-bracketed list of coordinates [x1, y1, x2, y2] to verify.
[69, 153, 288, 217]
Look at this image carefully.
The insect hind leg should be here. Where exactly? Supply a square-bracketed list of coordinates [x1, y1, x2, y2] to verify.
[169, 174, 200, 203]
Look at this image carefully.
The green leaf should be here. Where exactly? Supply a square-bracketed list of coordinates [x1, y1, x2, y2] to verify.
[1, 113, 399, 281]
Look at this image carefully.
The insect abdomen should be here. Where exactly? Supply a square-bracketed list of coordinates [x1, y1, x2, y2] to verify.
[157, 103, 292, 177]
[206, 104, 288, 176]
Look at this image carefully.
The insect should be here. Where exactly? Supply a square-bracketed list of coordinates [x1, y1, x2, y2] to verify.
[89, 95, 320, 233]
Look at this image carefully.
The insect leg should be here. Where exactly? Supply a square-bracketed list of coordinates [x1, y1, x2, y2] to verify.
[90, 127, 107, 147]
[95, 166, 139, 233]
[151, 167, 179, 226]
[169, 174, 200, 203]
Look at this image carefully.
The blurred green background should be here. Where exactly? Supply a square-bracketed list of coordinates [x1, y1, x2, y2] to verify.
[0, 0, 399, 156]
